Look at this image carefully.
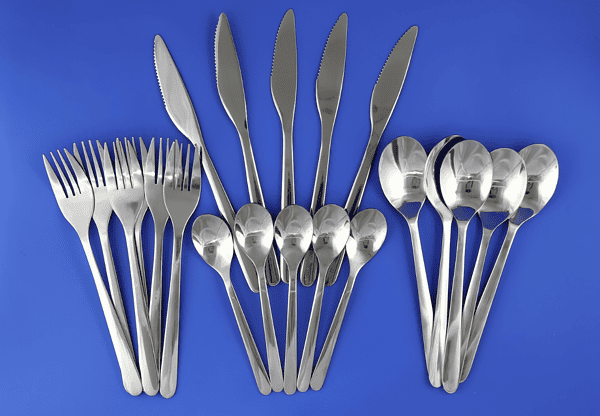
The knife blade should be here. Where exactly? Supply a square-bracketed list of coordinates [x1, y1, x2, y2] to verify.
[271, 9, 297, 286]
[215, 13, 281, 286]
[325, 25, 418, 286]
[154, 34, 260, 293]
[299, 12, 348, 288]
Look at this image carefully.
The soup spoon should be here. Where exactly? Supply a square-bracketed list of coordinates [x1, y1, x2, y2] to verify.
[310, 209, 387, 391]
[424, 135, 465, 386]
[461, 144, 558, 382]
[460, 148, 527, 378]
[191, 215, 271, 395]
[297, 204, 350, 392]
[274, 205, 313, 395]
[440, 140, 492, 393]
[379, 136, 432, 370]
[234, 204, 284, 392]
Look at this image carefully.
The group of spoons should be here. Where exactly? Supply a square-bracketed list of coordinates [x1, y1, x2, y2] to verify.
[193, 204, 387, 395]
[378, 135, 559, 393]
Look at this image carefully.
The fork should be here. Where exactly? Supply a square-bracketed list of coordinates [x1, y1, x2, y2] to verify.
[132, 138, 149, 306]
[43, 149, 142, 396]
[160, 142, 202, 399]
[72, 141, 134, 357]
[103, 138, 159, 395]
[144, 137, 170, 371]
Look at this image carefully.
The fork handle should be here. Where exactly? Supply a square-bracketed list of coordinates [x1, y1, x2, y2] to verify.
[160, 232, 184, 399]
[80, 236, 143, 396]
[149, 220, 167, 372]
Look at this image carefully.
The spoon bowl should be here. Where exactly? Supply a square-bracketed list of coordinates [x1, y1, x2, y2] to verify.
[234, 203, 275, 262]
[192, 214, 234, 276]
[275, 205, 313, 271]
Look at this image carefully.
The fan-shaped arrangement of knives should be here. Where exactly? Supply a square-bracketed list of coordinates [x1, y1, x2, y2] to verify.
[43, 9, 559, 397]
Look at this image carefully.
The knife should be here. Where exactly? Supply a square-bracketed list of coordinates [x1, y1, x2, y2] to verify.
[325, 25, 418, 286]
[215, 13, 281, 286]
[154, 34, 261, 294]
[299, 12, 348, 288]
[271, 9, 297, 286]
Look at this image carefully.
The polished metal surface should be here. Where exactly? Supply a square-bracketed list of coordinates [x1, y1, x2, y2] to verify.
[297, 204, 350, 392]
[192, 215, 272, 395]
[423, 135, 465, 387]
[132, 138, 149, 307]
[325, 25, 418, 287]
[300, 12, 347, 288]
[234, 204, 284, 392]
[154, 34, 261, 294]
[43, 149, 143, 396]
[144, 137, 170, 371]
[274, 205, 313, 394]
[310, 209, 387, 391]
[160, 143, 202, 398]
[271, 9, 297, 285]
[72, 141, 134, 357]
[440, 140, 492, 394]
[104, 139, 159, 395]
[460, 148, 527, 381]
[461, 144, 558, 382]
[378, 136, 432, 371]
[215, 13, 281, 286]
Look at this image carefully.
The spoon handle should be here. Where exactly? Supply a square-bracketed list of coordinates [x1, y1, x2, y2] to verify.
[428, 219, 452, 387]
[257, 261, 284, 392]
[407, 219, 433, 371]
[280, 127, 295, 286]
[460, 226, 493, 381]
[461, 222, 519, 382]
[443, 220, 469, 393]
[297, 265, 327, 392]
[283, 263, 298, 394]
[310, 265, 358, 391]
[224, 279, 272, 395]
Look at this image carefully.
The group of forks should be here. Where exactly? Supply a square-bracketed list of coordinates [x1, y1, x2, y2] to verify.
[43, 137, 201, 397]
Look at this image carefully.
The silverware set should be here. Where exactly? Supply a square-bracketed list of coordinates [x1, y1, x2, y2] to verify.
[42, 7, 558, 398]
[379, 136, 559, 393]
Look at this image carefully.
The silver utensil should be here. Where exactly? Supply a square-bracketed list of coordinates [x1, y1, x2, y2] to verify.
[274, 205, 313, 394]
[191, 215, 272, 395]
[144, 137, 171, 371]
[379, 136, 432, 370]
[461, 144, 558, 382]
[103, 139, 159, 395]
[43, 149, 143, 396]
[215, 13, 280, 287]
[160, 142, 202, 398]
[423, 135, 465, 387]
[72, 141, 134, 357]
[300, 12, 347, 288]
[297, 204, 350, 392]
[460, 148, 527, 379]
[132, 138, 149, 306]
[271, 9, 297, 286]
[234, 204, 284, 392]
[324, 25, 418, 287]
[154, 34, 261, 294]
[440, 140, 492, 394]
[310, 209, 387, 391]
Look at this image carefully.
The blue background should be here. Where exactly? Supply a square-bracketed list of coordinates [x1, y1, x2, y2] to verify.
[1, 0, 598, 414]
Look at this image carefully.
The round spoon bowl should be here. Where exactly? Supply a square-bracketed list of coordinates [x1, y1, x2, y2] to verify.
[379, 136, 427, 220]
[274, 205, 313, 270]
[346, 209, 388, 264]
[234, 204, 275, 262]
[191, 214, 233, 275]
[312, 205, 351, 265]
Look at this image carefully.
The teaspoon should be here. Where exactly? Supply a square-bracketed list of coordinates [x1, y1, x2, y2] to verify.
[460, 148, 527, 379]
[440, 140, 492, 394]
[234, 204, 284, 392]
[297, 204, 350, 392]
[191, 215, 271, 395]
[274, 205, 313, 394]
[310, 209, 387, 391]
[461, 144, 559, 382]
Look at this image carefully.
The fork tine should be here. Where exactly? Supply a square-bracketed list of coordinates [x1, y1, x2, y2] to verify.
[157, 138, 165, 183]
[90, 140, 104, 187]
[164, 141, 176, 190]
[118, 139, 131, 187]
[138, 138, 148, 171]
[175, 141, 183, 191]
[43, 154, 68, 199]
[102, 143, 117, 192]
[80, 142, 97, 187]
[72, 143, 83, 166]
[183, 144, 191, 191]
[126, 140, 144, 188]
[145, 137, 156, 184]
[58, 149, 79, 195]
[114, 141, 125, 190]
[65, 149, 93, 196]
[191, 146, 202, 190]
